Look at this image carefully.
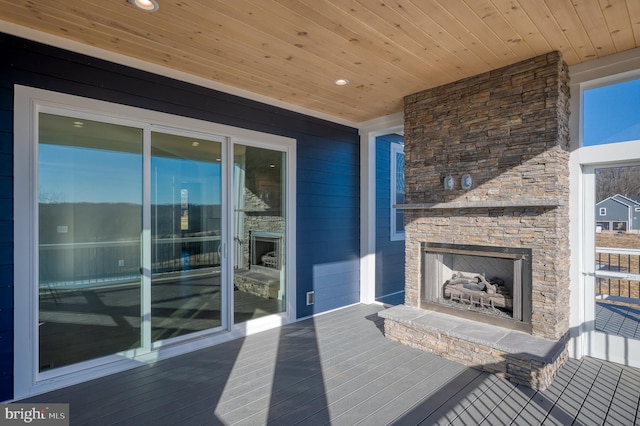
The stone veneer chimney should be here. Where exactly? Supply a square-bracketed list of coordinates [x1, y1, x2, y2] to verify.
[380, 52, 571, 390]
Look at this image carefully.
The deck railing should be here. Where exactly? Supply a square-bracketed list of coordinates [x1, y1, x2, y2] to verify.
[40, 236, 222, 289]
[595, 247, 640, 303]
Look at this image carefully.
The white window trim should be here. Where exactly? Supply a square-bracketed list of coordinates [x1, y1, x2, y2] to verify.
[599, 207, 607, 215]
[13, 85, 297, 399]
[568, 46, 640, 364]
[390, 142, 405, 241]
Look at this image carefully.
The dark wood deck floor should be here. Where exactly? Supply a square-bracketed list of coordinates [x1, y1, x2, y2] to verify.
[20, 304, 640, 425]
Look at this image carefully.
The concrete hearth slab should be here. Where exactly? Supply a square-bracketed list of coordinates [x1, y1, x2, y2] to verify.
[411, 310, 466, 333]
[496, 331, 566, 363]
[449, 321, 510, 347]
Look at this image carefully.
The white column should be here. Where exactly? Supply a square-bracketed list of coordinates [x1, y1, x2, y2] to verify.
[359, 113, 404, 304]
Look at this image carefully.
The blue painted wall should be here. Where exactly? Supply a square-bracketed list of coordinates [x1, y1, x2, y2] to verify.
[297, 136, 361, 314]
[0, 33, 360, 401]
[375, 134, 405, 305]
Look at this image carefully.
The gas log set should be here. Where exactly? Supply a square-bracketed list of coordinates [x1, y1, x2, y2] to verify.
[442, 272, 513, 313]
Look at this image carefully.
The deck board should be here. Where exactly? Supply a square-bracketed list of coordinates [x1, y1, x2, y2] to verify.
[16, 303, 640, 425]
[479, 383, 537, 426]
[596, 301, 640, 339]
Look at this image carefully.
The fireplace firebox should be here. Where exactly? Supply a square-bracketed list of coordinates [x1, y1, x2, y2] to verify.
[422, 242, 532, 332]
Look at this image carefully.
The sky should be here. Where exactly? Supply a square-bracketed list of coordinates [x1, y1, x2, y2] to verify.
[583, 78, 640, 146]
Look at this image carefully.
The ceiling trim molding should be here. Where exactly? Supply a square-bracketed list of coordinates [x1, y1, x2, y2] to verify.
[0, 20, 359, 128]
[569, 46, 640, 86]
[358, 112, 404, 135]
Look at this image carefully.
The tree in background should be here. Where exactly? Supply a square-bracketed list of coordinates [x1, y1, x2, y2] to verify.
[596, 166, 640, 203]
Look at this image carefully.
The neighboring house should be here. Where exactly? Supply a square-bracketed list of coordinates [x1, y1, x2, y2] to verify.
[596, 194, 640, 231]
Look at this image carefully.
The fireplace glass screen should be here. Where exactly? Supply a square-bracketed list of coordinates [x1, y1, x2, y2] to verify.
[422, 243, 531, 329]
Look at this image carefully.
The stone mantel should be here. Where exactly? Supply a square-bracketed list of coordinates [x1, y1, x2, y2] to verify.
[394, 200, 564, 210]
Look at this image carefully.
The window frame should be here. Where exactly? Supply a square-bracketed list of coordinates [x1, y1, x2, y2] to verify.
[390, 142, 405, 241]
[569, 49, 640, 364]
[612, 221, 628, 231]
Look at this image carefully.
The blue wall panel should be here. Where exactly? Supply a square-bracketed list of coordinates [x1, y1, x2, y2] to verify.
[375, 134, 405, 305]
[296, 134, 360, 316]
[0, 32, 360, 401]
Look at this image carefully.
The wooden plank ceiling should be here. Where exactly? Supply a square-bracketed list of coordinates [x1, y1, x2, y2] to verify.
[1, 0, 639, 123]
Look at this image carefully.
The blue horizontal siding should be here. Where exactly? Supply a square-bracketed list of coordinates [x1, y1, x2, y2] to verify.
[0, 32, 360, 401]
[296, 133, 360, 316]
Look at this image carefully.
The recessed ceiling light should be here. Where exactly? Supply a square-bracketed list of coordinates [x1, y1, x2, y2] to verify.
[334, 78, 349, 86]
[192, 141, 200, 147]
[130, 0, 159, 12]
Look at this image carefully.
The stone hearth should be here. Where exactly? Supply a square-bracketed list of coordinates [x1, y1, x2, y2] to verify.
[378, 306, 568, 390]
[381, 52, 570, 390]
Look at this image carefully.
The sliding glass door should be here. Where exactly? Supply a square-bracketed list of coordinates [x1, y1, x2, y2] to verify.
[36, 109, 292, 374]
[14, 86, 295, 397]
[150, 132, 223, 341]
[38, 113, 144, 371]
[233, 144, 286, 323]
[37, 114, 227, 371]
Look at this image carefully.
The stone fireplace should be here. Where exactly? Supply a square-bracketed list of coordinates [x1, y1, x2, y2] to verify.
[379, 52, 571, 390]
[422, 243, 532, 331]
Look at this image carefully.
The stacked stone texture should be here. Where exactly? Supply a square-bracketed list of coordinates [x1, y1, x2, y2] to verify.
[383, 319, 568, 390]
[403, 51, 571, 341]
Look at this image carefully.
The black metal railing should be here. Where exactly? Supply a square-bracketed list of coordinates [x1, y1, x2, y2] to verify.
[595, 247, 640, 303]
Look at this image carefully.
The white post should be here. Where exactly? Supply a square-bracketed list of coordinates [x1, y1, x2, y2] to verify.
[359, 113, 404, 304]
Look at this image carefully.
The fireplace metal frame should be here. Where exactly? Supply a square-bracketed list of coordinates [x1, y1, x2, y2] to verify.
[421, 242, 532, 333]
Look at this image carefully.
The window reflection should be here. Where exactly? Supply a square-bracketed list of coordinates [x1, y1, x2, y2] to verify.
[38, 113, 143, 371]
[233, 145, 286, 323]
[150, 132, 223, 341]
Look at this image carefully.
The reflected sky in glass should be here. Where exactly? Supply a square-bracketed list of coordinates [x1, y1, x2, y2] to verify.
[39, 144, 142, 204]
[39, 145, 221, 205]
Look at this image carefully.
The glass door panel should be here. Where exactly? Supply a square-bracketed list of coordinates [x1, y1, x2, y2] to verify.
[151, 132, 223, 341]
[38, 113, 143, 371]
[593, 166, 640, 340]
[233, 144, 286, 323]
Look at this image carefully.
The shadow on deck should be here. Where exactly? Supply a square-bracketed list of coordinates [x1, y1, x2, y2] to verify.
[17, 304, 640, 425]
